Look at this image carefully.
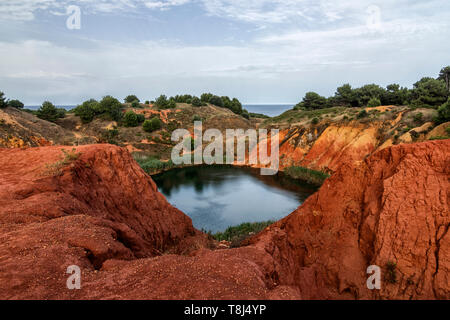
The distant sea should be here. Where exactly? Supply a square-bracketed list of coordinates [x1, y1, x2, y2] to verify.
[25, 104, 294, 118]
[243, 104, 293, 117]
[25, 105, 76, 111]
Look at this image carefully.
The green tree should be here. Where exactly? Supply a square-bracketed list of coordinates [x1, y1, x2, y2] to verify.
[0, 91, 7, 108]
[123, 110, 140, 127]
[302, 92, 328, 110]
[191, 97, 203, 107]
[201, 93, 213, 103]
[124, 95, 140, 103]
[8, 99, 24, 109]
[334, 84, 359, 107]
[411, 77, 448, 108]
[36, 101, 61, 122]
[143, 117, 162, 132]
[209, 95, 224, 107]
[382, 84, 410, 105]
[354, 84, 386, 106]
[367, 97, 381, 108]
[99, 96, 123, 121]
[435, 99, 450, 124]
[155, 95, 169, 109]
[73, 99, 99, 123]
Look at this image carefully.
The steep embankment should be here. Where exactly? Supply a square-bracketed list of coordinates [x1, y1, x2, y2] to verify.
[0, 141, 448, 299]
[249, 139, 449, 299]
[258, 106, 449, 172]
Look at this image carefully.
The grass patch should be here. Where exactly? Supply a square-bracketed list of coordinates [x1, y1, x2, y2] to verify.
[265, 107, 347, 124]
[428, 136, 449, 140]
[43, 148, 81, 176]
[249, 112, 270, 119]
[285, 166, 330, 186]
[210, 221, 274, 248]
[134, 154, 175, 174]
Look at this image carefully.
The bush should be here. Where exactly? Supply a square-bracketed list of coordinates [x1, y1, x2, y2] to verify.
[73, 99, 98, 123]
[411, 78, 448, 108]
[302, 92, 328, 110]
[124, 95, 140, 103]
[193, 115, 202, 122]
[435, 99, 450, 124]
[36, 101, 64, 123]
[0, 91, 7, 108]
[191, 97, 203, 107]
[123, 110, 140, 127]
[209, 95, 224, 107]
[145, 100, 150, 105]
[143, 117, 162, 132]
[311, 117, 319, 125]
[99, 96, 123, 121]
[357, 110, 368, 119]
[8, 99, 24, 109]
[154, 95, 176, 109]
[131, 100, 141, 109]
[367, 97, 381, 108]
[413, 112, 423, 123]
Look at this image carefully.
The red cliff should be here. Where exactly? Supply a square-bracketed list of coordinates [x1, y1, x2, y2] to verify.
[0, 141, 448, 299]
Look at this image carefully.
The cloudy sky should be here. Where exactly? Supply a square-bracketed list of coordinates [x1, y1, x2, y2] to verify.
[0, 0, 449, 105]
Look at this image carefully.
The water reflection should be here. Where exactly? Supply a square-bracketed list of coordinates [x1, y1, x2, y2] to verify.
[153, 165, 317, 233]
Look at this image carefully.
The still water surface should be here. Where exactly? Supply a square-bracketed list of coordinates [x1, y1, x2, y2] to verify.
[153, 166, 316, 233]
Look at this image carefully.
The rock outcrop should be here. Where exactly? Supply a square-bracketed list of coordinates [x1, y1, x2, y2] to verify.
[0, 141, 448, 299]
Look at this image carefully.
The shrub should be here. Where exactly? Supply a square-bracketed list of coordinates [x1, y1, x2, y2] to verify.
[411, 78, 448, 108]
[101, 128, 119, 145]
[36, 101, 64, 123]
[357, 110, 368, 119]
[124, 95, 140, 103]
[8, 99, 24, 109]
[99, 96, 123, 121]
[73, 99, 98, 123]
[435, 99, 450, 124]
[302, 92, 328, 110]
[311, 117, 319, 125]
[145, 100, 150, 105]
[155, 95, 169, 109]
[143, 117, 162, 132]
[191, 97, 203, 107]
[209, 95, 224, 107]
[193, 115, 202, 122]
[167, 100, 177, 109]
[367, 97, 381, 108]
[241, 110, 250, 120]
[413, 112, 423, 123]
[123, 110, 140, 127]
[131, 100, 141, 109]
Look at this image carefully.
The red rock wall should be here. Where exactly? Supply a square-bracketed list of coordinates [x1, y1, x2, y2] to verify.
[0, 141, 448, 299]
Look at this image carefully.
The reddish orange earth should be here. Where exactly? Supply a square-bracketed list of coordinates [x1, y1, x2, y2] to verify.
[0, 140, 448, 299]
